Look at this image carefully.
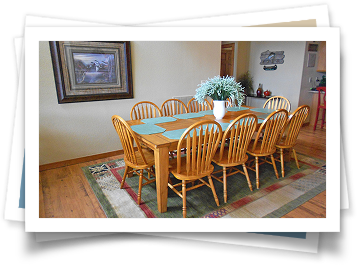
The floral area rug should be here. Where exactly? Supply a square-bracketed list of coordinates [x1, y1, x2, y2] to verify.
[81, 153, 326, 218]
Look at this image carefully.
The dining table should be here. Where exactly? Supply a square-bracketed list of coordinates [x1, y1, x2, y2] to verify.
[126, 105, 276, 213]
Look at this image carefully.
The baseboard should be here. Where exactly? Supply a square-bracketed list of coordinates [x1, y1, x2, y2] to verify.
[39, 150, 124, 172]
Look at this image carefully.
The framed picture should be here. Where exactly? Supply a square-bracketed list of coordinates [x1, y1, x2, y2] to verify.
[49, 41, 133, 103]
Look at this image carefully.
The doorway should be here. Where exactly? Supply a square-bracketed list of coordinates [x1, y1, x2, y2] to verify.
[220, 43, 235, 77]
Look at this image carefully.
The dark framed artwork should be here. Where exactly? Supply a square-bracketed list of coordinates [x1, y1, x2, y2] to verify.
[49, 41, 133, 103]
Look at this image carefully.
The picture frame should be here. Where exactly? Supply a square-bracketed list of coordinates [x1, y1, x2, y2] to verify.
[49, 41, 133, 103]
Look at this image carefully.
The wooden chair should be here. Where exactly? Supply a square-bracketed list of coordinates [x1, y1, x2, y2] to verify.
[161, 98, 189, 158]
[212, 114, 258, 203]
[168, 120, 223, 218]
[246, 109, 288, 189]
[111, 115, 156, 204]
[187, 98, 213, 113]
[160, 98, 188, 116]
[263, 96, 291, 112]
[313, 86, 326, 130]
[276, 105, 310, 178]
[130, 101, 162, 120]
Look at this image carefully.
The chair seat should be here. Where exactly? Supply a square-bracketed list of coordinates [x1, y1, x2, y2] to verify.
[246, 140, 276, 157]
[169, 156, 214, 181]
[275, 136, 295, 149]
[125, 148, 155, 169]
[212, 146, 249, 167]
[276, 142, 295, 149]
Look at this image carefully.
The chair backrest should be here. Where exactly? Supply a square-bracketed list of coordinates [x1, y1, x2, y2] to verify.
[111, 115, 147, 166]
[176, 120, 223, 177]
[263, 96, 291, 112]
[280, 105, 310, 147]
[187, 98, 213, 112]
[161, 98, 188, 116]
[250, 109, 288, 154]
[217, 113, 258, 163]
[130, 101, 162, 120]
[226, 97, 236, 108]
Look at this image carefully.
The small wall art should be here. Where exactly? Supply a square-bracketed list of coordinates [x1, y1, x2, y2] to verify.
[260, 50, 284, 71]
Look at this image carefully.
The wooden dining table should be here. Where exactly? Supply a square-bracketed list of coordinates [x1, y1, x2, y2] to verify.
[126, 105, 273, 213]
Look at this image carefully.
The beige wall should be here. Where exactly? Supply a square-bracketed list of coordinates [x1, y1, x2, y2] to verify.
[236, 41, 251, 79]
[39, 41, 221, 165]
[248, 41, 306, 111]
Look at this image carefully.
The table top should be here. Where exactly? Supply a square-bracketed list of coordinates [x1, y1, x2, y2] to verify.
[126, 105, 269, 151]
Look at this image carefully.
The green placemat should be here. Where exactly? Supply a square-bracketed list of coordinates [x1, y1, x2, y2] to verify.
[227, 106, 249, 111]
[218, 122, 230, 131]
[162, 128, 188, 139]
[162, 123, 230, 139]
[198, 110, 214, 115]
[173, 113, 204, 119]
[257, 114, 269, 119]
[131, 124, 166, 135]
[141, 116, 177, 124]
[250, 108, 275, 113]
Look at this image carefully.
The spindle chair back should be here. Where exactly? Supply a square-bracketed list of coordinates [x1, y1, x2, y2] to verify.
[161, 98, 188, 116]
[187, 98, 213, 113]
[263, 96, 291, 112]
[130, 101, 162, 120]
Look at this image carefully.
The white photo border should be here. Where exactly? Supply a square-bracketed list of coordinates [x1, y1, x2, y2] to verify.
[25, 26, 340, 232]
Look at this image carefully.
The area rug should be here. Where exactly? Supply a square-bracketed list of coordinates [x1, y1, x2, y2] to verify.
[81, 153, 326, 218]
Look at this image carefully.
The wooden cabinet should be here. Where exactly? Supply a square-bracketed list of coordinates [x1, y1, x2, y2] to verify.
[317, 41, 326, 72]
[245, 96, 268, 108]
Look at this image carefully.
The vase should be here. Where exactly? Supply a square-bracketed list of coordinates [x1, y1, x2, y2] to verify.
[213, 100, 226, 120]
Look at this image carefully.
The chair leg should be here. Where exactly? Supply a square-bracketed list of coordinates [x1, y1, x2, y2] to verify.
[292, 148, 300, 169]
[137, 169, 143, 205]
[280, 148, 285, 178]
[223, 166, 227, 203]
[242, 163, 253, 191]
[208, 175, 220, 206]
[182, 180, 187, 218]
[147, 167, 151, 179]
[271, 155, 279, 179]
[321, 108, 326, 129]
[255, 156, 260, 189]
[168, 174, 173, 185]
[121, 165, 130, 189]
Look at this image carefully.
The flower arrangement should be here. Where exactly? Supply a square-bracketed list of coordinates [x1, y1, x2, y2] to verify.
[194, 75, 245, 107]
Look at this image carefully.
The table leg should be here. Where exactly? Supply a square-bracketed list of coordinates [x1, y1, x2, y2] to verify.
[154, 146, 169, 213]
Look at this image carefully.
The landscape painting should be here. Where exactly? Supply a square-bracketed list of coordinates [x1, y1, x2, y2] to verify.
[49, 41, 133, 103]
[72, 52, 119, 86]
